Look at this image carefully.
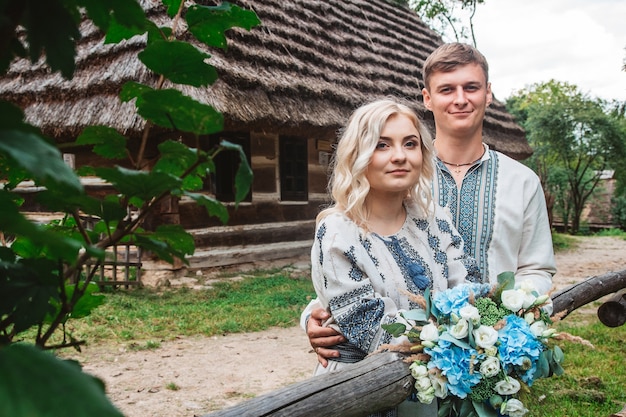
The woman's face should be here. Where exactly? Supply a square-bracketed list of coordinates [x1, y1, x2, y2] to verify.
[365, 113, 423, 198]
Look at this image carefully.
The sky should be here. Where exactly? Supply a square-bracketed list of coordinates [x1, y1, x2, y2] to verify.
[463, 0, 626, 102]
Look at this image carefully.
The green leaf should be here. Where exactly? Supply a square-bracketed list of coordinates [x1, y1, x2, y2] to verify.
[139, 40, 218, 87]
[536, 350, 551, 379]
[153, 140, 199, 176]
[183, 192, 229, 224]
[186, 3, 261, 49]
[0, 257, 59, 332]
[402, 308, 429, 323]
[162, 0, 184, 17]
[120, 81, 154, 102]
[94, 166, 182, 203]
[220, 140, 252, 205]
[493, 271, 516, 302]
[65, 283, 106, 320]
[381, 322, 407, 337]
[76, 126, 127, 159]
[472, 401, 498, 417]
[0, 131, 83, 194]
[439, 332, 471, 349]
[80, 0, 146, 33]
[20, 0, 80, 78]
[0, 192, 83, 262]
[137, 89, 224, 135]
[151, 224, 195, 257]
[0, 344, 124, 417]
[133, 225, 194, 265]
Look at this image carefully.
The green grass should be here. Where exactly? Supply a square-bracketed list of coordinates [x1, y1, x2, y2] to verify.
[65, 270, 316, 344]
[524, 309, 626, 416]
[594, 228, 626, 239]
[551, 232, 579, 252]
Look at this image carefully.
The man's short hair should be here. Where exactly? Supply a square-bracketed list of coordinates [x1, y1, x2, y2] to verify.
[422, 42, 489, 90]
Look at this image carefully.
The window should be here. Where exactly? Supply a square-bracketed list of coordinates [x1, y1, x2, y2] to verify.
[279, 136, 308, 201]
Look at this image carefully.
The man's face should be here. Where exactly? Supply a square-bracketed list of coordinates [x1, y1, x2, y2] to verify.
[422, 63, 492, 138]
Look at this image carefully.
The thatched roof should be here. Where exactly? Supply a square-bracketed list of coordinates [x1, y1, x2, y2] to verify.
[0, 0, 532, 159]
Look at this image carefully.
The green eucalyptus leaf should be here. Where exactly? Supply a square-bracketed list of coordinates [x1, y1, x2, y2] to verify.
[135, 89, 223, 135]
[472, 401, 497, 417]
[439, 332, 471, 349]
[94, 166, 182, 202]
[402, 309, 429, 323]
[183, 192, 229, 224]
[536, 350, 550, 379]
[186, 3, 261, 49]
[0, 344, 124, 417]
[138, 40, 218, 87]
[381, 322, 407, 337]
[76, 126, 127, 159]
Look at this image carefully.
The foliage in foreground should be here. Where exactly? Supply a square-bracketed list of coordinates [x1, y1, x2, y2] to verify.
[1, 1, 260, 417]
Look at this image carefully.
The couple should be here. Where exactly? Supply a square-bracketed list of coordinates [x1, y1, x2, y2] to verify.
[303, 43, 556, 416]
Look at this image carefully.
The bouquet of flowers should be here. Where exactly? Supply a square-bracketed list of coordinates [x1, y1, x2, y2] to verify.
[382, 272, 565, 417]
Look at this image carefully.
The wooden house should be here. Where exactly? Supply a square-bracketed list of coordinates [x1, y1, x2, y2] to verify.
[0, 0, 533, 269]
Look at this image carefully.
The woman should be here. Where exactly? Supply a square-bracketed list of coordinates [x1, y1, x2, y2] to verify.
[310, 98, 481, 416]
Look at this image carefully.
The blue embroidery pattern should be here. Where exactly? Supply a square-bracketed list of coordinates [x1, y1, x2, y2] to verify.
[435, 153, 498, 281]
[344, 246, 364, 281]
[378, 234, 432, 294]
[330, 291, 385, 352]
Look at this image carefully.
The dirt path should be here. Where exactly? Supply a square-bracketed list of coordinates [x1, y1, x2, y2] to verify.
[69, 236, 626, 417]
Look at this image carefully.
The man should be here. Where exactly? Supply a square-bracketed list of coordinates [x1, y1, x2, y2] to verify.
[304, 43, 557, 367]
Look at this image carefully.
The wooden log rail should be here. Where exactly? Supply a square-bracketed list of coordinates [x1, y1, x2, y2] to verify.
[202, 269, 626, 417]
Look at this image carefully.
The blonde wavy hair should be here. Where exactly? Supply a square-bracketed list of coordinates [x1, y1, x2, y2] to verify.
[317, 97, 435, 229]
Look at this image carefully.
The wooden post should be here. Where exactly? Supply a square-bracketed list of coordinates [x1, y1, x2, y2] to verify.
[597, 289, 626, 327]
[551, 269, 626, 318]
[202, 352, 413, 417]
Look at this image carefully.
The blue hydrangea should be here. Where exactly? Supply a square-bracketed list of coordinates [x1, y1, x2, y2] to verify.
[425, 341, 481, 398]
[432, 283, 492, 318]
[498, 315, 545, 384]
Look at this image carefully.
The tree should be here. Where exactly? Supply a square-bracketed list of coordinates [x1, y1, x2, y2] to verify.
[0, 1, 259, 416]
[407, 0, 485, 46]
[506, 80, 626, 234]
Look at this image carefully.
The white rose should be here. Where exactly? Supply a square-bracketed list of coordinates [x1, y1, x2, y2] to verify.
[460, 304, 481, 325]
[409, 362, 428, 379]
[429, 370, 448, 399]
[414, 376, 432, 392]
[501, 289, 526, 312]
[516, 280, 537, 294]
[420, 323, 440, 343]
[524, 311, 536, 324]
[416, 386, 436, 404]
[495, 378, 521, 396]
[479, 356, 501, 378]
[529, 320, 548, 337]
[473, 325, 499, 349]
[484, 345, 498, 356]
[449, 318, 469, 339]
[502, 398, 529, 417]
